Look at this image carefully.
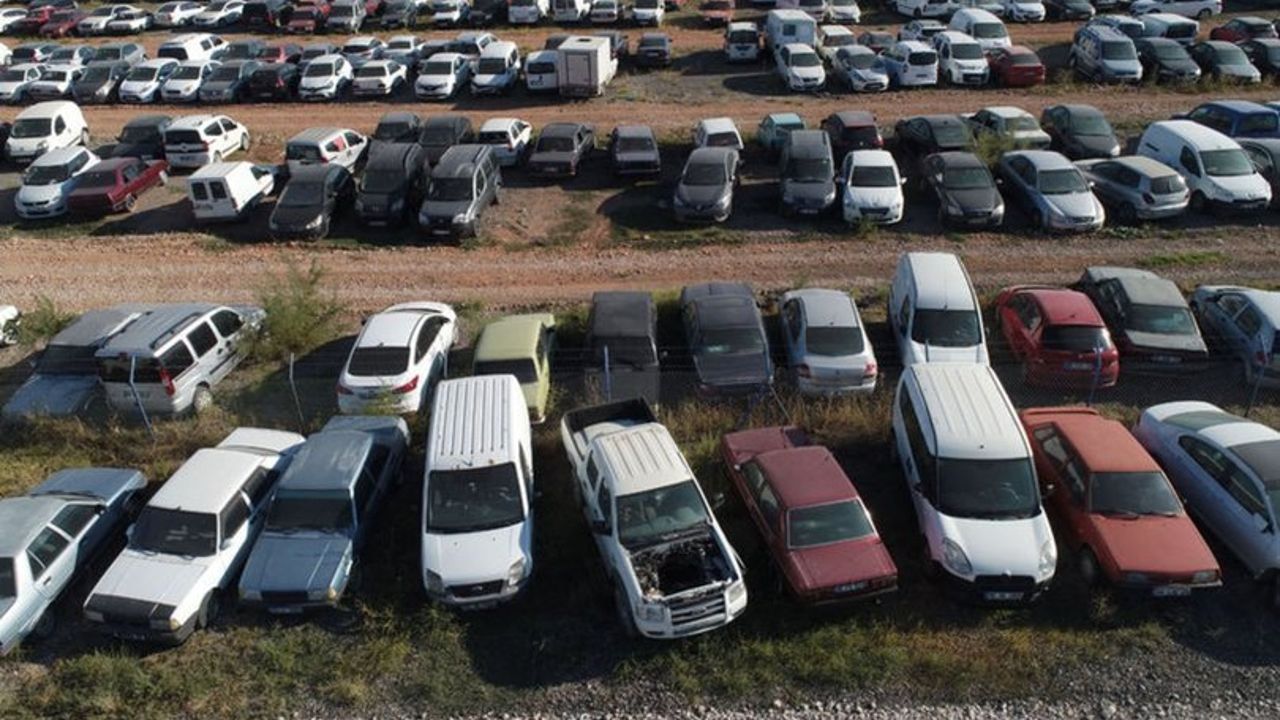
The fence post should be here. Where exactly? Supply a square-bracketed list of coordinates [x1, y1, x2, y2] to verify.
[288, 352, 306, 434]
[127, 355, 154, 440]
[602, 344, 612, 402]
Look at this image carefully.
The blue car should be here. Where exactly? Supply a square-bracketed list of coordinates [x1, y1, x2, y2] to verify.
[0, 468, 146, 654]
[1182, 100, 1280, 140]
[238, 415, 409, 612]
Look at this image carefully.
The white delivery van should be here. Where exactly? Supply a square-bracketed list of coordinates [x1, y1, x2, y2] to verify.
[4, 101, 89, 164]
[888, 251, 989, 366]
[187, 161, 276, 222]
[525, 49, 558, 92]
[552, 0, 590, 22]
[764, 9, 818, 52]
[555, 36, 616, 98]
[1137, 120, 1271, 213]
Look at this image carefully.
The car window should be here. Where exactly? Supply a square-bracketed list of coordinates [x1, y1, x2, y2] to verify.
[187, 322, 218, 358]
[192, 182, 209, 201]
[900, 392, 936, 499]
[241, 467, 275, 508]
[221, 119, 238, 133]
[597, 483, 612, 527]
[54, 116, 66, 135]
[1179, 147, 1200, 176]
[1033, 425, 1087, 503]
[161, 341, 196, 377]
[51, 503, 98, 538]
[211, 309, 243, 337]
[1016, 295, 1042, 332]
[1237, 305, 1264, 336]
[210, 182, 228, 200]
[782, 300, 802, 340]
[757, 484, 781, 534]
[586, 455, 601, 490]
[219, 495, 250, 540]
[344, 131, 363, 147]
[26, 527, 69, 580]
[1179, 436, 1269, 518]
[742, 461, 768, 495]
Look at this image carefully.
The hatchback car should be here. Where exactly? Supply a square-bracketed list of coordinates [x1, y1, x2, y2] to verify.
[995, 285, 1119, 388]
[776, 43, 825, 92]
[337, 303, 457, 414]
[921, 151, 1004, 229]
[1040, 104, 1121, 160]
[832, 46, 889, 93]
[527, 123, 595, 178]
[248, 64, 300, 101]
[680, 282, 771, 395]
[674, 147, 739, 223]
[1074, 266, 1210, 373]
[779, 289, 877, 395]
[987, 46, 1045, 87]
[418, 114, 473, 165]
[997, 150, 1105, 232]
[352, 59, 407, 98]
[757, 113, 805, 155]
[968, 106, 1052, 149]
[1076, 155, 1190, 223]
[1189, 41, 1261, 83]
[1136, 37, 1203, 83]
[269, 164, 353, 240]
[15, 146, 99, 221]
[371, 111, 423, 147]
[161, 60, 219, 103]
[634, 32, 672, 68]
[71, 61, 129, 105]
[299, 54, 354, 102]
[1209, 16, 1275, 43]
[839, 149, 904, 226]
[413, 51, 470, 100]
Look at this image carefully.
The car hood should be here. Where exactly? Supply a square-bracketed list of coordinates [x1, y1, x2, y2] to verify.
[615, 150, 659, 164]
[950, 59, 988, 72]
[1123, 329, 1207, 354]
[17, 183, 71, 204]
[358, 190, 405, 206]
[942, 513, 1053, 577]
[1208, 171, 1271, 200]
[422, 523, 523, 583]
[422, 199, 470, 217]
[530, 150, 575, 164]
[677, 182, 729, 206]
[789, 65, 824, 80]
[849, 67, 889, 82]
[788, 537, 895, 590]
[202, 80, 237, 91]
[784, 180, 835, 199]
[300, 76, 337, 89]
[947, 186, 1001, 211]
[271, 204, 324, 228]
[165, 79, 201, 90]
[3, 373, 99, 417]
[239, 532, 352, 594]
[1091, 514, 1217, 575]
[92, 549, 215, 608]
[847, 185, 901, 207]
[1160, 58, 1200, 74]
[120, 80, 159, 92]
[1044, 190, 1100, 217]
[693, 350, 771, 388]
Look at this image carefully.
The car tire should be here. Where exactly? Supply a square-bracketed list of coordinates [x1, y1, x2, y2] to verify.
[1079, 547, 1101, 587]
[197, 590, 220, 630]
[79, 129, 89, 146]
[124, 194, 137, 212]
[1196, 8, 1210, 18]
[1117, 202, 1138, 225]
[239, 134, 249, 151]
[192, 385, 213, 414]
[612, 581, 638, 638]
[1190, 190, 1207, 213]
[32, 608, 56, 640]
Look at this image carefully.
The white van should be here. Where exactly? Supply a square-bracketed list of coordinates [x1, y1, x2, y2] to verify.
[949, 8, 1010, 52]
[156, 33, 227, 62]
[725, 21, 762, 62]
[764, 9, 818, 52]
[632, 0, 664, 24]
[525, 49, 558, 92]
[1139, 12, 1198, 46]
[471, 41, 521, 95]
[508, 0, 549, 23]
[1137, 120, 1271, 213]
[188, 161, 276, 222]
[881, 40, 939, 88]
[421, 375, 535, 608]
[284, 127, 368, 174]
[552, 0, 590, 22]
[888, 251, 989, 366]
[163, 114, 250, 168]
[893, 363, 1056, 604]
[4, 101, 89, 164]
[933, 30, 989, 86]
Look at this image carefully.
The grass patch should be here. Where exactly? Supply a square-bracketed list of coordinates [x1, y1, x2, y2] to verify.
[612, 224, 744, 250]
[12, 295, 74, 348]
[536, 196, 596, 248]
[1139, 250, 1229, 269]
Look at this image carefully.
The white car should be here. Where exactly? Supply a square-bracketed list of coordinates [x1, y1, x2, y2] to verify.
[155, 1, 204, 27]
[478, 118, 533, 167]
[828, 0, 862, 22]
[780, 288, 879, 396]
[297, 54, 353, 101]
[163, 114, 250, 168]
[193, 0, 245, 27]
[161, 60, 219, 103]
[383, 35, 425, 66]
[895, 0, 954, 18]
[83, 429, 304, 645]
[25, 66, 82, 101]
[415, 52, 471, 99]
[0, 64, 43, 104]
[833, 46, 889, 92]
[934, 31, 990, 86]
[119, 59, 178, 104]
[840, 149, 904, 225]
[632, 0, 664, 24]
[817, 25, 857, 64]
[352, 59, 407, 98]
[776, 43, 826, 92]
[882, 40, 939, 87]
[1002, 0, 1045, 21]
[78, 5, 135, 36]
[590, 0, 620, 22]
[106, 8, 153, 34]
[337, 303, 458, 415]
[15, 147, 99, 220]
[0, 8, 27, 34]
[1129, 0, 1219, 18]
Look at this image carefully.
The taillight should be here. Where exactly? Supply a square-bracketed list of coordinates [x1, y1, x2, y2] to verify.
[863, 361, 878, 378]
[796, 364, 811, 378]
[393, 375, 419, 394]
[336, 383, 353, 395]
[159, 367, 176, 396]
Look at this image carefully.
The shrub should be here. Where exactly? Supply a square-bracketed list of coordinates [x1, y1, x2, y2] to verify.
[14, 295, 75, 348]
[246, 259, 346, 365]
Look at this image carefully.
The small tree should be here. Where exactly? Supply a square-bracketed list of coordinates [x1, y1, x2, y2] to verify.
[15, 295, 75, 348]
[248, 259, 346, 365]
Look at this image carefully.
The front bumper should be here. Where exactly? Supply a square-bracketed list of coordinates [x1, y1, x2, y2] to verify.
[844, 203, 903, 225]
[942, 572, 1051, 606]
[427, 575, 528, 609]
[796, 373, 877, 397]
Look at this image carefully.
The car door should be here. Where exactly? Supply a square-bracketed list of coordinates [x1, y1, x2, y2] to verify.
[780, 298, 804, 367]
[1030, 425, 1089, 544]
[1175, 435, 1268, 567]
[49, 501, 104, 570]
[26, 523, 74, 609]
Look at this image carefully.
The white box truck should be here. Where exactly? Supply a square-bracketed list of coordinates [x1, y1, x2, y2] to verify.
[555, 35, 617, 98]
[764, 9, 818, 52]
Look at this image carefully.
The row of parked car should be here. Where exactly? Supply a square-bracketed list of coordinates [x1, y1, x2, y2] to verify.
[3, 263, 1279, 649]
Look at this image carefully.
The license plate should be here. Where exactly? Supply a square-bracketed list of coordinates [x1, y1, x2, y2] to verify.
[1151, 355, 1182, 364]
[1064, 362, 1092, 371]
[834, 581, 867, 594]
[984, 591, 1023, 602]
[799, 208, 818, 215]
[1153, 585, 1191, 598]
[267, 606, 304, 615]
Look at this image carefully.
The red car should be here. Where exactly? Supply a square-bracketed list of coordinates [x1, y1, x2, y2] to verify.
[11, 7, 57, 35]
[287, 1, 330, 33]
[994, 285, 1119, 389]
[364, 0, 383, 17]
[988, 45, 1045, 87]
[1020, 407, 1221, 596]
[721, 426, 897, 604]
[39, 9, 83, 38]
[67, 157, 169, 215]
[1209, 16, 1277, 44]
[699, 0, 733, 24]
[257, 43, 303, 64]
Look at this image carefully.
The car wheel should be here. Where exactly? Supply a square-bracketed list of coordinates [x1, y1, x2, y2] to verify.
[920, 538, 940, 582]
[1117, 202, 1138, 225]
[1037, 208, 1050, 231]
[192, 385, 213, 414]
[79, 129, 89, 146]
[32, 608, 56, 640]
[239, 134, 249, 151]
[197, 590, 220, 630]
[1196, 8, 1210, 18]
[1079, 547, 1101, 587]
[1190, 190, 1207, 213]
[123, 194, 137, 212]
[612, 581, 638, 638]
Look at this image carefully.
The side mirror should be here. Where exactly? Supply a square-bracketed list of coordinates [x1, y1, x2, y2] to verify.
[1043, 483, 1057, 497]
[590, 519, 609, 535]
[125, 524, 135, 540]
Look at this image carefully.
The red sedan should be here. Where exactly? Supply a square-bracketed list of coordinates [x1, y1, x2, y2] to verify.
[994, 285, 1119, 389]
[67, 157, 169, 216]
[39, 9, 84, 39]
[699, 0, 733, 25]
[988, 45, 1045, 87]
[1209, 16, 1277, 44]
[11, 7, 56, 36]
[1020, 407, 1221, 596]
[721, 426, 896, 604]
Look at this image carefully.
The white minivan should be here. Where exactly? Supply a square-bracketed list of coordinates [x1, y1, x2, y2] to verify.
[888, 251, 989, 366]
[882, 40, 939, 88]
[163, 114, 250, 168]
[422, 375, 534, 609]
[933, 30, 989, 86]
[471, 41, 521, 95]
[1137, 120, 1272, 213]
[4, 101, 89, 164]
[949, 8, 1010, 52]
[893, 363, 1056, 604]
[187, 161, 276, 222]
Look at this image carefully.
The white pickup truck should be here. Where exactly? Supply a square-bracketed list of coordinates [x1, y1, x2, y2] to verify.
[560, 399, 747, 639]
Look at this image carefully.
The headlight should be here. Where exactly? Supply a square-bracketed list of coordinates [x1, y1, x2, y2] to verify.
[946, 198, 964, 216]
[390, 199, 404, 213]
[36, 141, 48, 150]
[637, 602, 665, 623]
[451, 212, 469, 225]
[727, 580, 747, 604]
[325, 586, 339, 601]
[305, 216, 323, 230]
[426, 570, 445, 594]
[1039, 540, 1057, 577]
[941, 538, 972, 576]
[1192, 570, 1218, 584]
[84, 609, 104, 623]
[507, 558, 526, 588]
[714, 193, 732, 209]
[240, 589, 261, 601]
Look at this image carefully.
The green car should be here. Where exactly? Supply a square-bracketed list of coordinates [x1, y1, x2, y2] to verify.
[472, 313, 556, 423]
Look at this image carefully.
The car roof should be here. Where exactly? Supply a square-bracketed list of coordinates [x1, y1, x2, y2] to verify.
[613, 124, 654, 138]
[357, 305, 436, 347]
[289, 164, 341, 182]
[698, 116, 738, 133]
[903, 252, 975, 311]
[150, 448, 266, 512]
[168, 114, 225, 129]
[910, 363, 1027, 460]
[17, 101, 78, 119]
[1114, 275, 1187, 308]
[920, 114, 965, 128]
[785, 288, 859, 328]
[29, 146, 88, 166]
[136, 58, 176, 68]
[1021, 288, 1104, 327]
[278, 430, 372, 492]
[727, 21, 755, 31]
[479, 117, 522, 132]
[289, 126, 346, 143]
[937, 30, 979, 44]
[428, 375, 520, 467]
[767, 112, 804, 124]
[1105, 155, 1179, 177]
[982, 105, 1034, 119]
[123, 114, 172, 128]
[895, 40, 932, 51]
[1009, 149, 1075, 170]
[0, 496, 69, 557]
[594, 423, 694, 495]
[832, 110, 874, 126]
[90, 157, 140, 172]
[366, 141, 419, 168]
[688, 146, 737, 163]
[1022, 408, 1159, 473]
[954, 7, 999, 20]
[434, 144, 486, 177]
[541, 122, 582, 137]
[97, 303, 222, 356]
[935, 150, 984, 168]
[1088, 26, 1131, 42]
[683, 284, 759, 330]
[758, 446, 858, 509]
[849, 148, 895, 166]
[378, 111, 419, 124]
[1201, 40, 1242, 51]
[1055, 105, 1105, 120]
[589, 291, 653, 339]
[51, 304, 151, 347]
[1200, 99, 1275, 115]
[474, 313, 553, 361]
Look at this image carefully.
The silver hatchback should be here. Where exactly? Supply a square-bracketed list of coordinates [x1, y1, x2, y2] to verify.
[1076, 155, 1190, 223]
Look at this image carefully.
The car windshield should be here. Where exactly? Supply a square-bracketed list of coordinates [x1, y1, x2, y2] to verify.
[360, 169, 404, 194]
[728, 30, 757, 44]
[788, 500, 874, 548]
[209, 67, 239, 82]
[356, 65, 386, 78]
[1089, 471, 1182, 516]
[1230, 440, 1280, 514]
[286, 145, 322, 163]
[1126, 304, 1196, 335]
[82, 66, 113, 82]
[536, 136, 574, 153]
[1038, 168, 1088, 194]
[616, 137, 654, 153]
[305, 62, 334, 77]
[426, 464, 524, 534]
[23, 164, 70, 186]
[1102, 41, 1136, 61]
[77, 168, 123, 189]
[639, 37, 667, 49]
[0, 558, 13, 600]
[1216, 45, 1248, 65]
[172, 65, 204, 80]
[427, 176, 473, 202]
[682, 161, 726, 186]
[36, 343, 98, 375]
[850, 164, 897, 187]
[943, 165, 993, 190]
[126, 67, 158, 82]
[1154, 44, 1189, 61]
[909, 51, 937, 65]
[0, 69, 30, 83]
[911, 308, 982, 347]
[1069, 113, 1112, 136]
[972, 23, 1006, 39]
[472, 358, 538, 384]
[1201, 148, 1255, 177]
[1041, 325, 1110, 352]
[130, 507, 217, 557]
[785, 157, 831, 183]
[389, 40, 414, 51]
[346, 346, 408, 376]
[697, 327, 764, 355]
[477, 58, 508, 75]
[616, 480, 710, 550]
[805, 325, 864, 356]
[951, 43, 983, 60]
[932, 122, 972, 148]
[277, 182, 323, 208]
[935, 458, 1039, 520]
[422, 61, 454, 75]
[374, 122, 412, 141]
[266, 490, 353, 533]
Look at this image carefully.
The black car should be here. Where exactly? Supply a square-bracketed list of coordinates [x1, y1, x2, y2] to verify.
[585, 291, 660, 406]
[248, 64, 300, 101]
[223, 39, 267, 63]
[380, 0, 417, 28]
[921, 151, 1005, 229]
[356, 142, 428, 226]
[1072, 266, 1210, 374]
[527, 122, 595, 178]
[372, 111, 424, 147]
[243, 0, 293, 30]
[1044, 0, 1094, 21]
[593, 30, 631, 63]
[1039, 104, 1121, 160]
[199, 60, 261, 103]
[468, 0, 507, 25]
[609, 124, 660, 176]
[634, 33, 672, 68]
[71, 61, 130, 104]
[418, 114, 473, 165]
[680, 282, 773, 396]
[269, 164, 354, 240]
[1242, 38, 1280, 77]
[1239, 138, 1280, 208]
[1135, 38, 1202, 84]
[109, 115, 172, 160]
[892, 114, 974, 186]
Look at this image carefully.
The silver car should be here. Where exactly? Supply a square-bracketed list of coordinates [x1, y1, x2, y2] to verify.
[1076, 155, 1189, 223]
[779, 288, 878, 396]
[673, 147, 739, 223]
[0, 468, 146, 654]
[1190, 285, 1280, 388]
[997, 149, 1105, 232]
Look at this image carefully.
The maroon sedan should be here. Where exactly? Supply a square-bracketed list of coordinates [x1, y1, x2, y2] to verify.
[11, 7, 57, 36]
[1209, 16, 1277, 44]
[67, 157, 169, 216]
[257, 43, 303, 64]
[994, 285, 1120, 389]
[721, 426, 897, 604]
[287, 1, 330, 33]
[39, 9, 84, 38]
[988, 45, 1045, 87]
